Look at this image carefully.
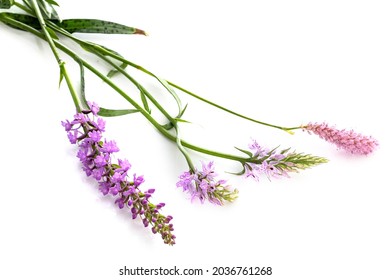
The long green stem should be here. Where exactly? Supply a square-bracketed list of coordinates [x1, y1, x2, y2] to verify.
[27, 0, 81, 112]
[29, 0, 60, 63]
[167, 81, 303, 132]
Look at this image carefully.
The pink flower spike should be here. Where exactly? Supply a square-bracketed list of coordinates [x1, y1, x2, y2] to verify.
[304, 122, 378, 155]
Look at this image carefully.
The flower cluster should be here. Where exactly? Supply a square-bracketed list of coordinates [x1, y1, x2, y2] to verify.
[177, 162, 239, 205]
[62, 102, 175, 245]
[304, 122, 378, 155]
[242, 139, 328, 181]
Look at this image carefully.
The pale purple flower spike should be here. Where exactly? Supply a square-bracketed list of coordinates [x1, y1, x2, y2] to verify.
[305, 122, 378, 155]
[176, 162, 238, 205]
[244, 140, 290, 181]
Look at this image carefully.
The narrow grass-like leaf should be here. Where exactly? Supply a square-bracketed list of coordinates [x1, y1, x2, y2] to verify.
[0, 0, 14, 9]
[175, 118, 191, 124]
[44, 0, 58, 6]
[162, 104, 189, 130]
[178, 103, 188, 118]
[58, 66, 64, 87]
[107, 62, 127, 78]
[139, 87, 151, 114]
[235, 147, 253, 157]
[47, 26, 58, 39]
[155, 76, 184, 117]
[59, 19, 146, 35]
[74, 57, 88, 109]
[98, 107, 139, 117]
[161, 119, 190, 130]
[228, 165, 246, 176]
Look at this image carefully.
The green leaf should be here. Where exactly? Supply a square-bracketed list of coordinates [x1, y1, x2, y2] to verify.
[162, 104, 189, 130]
[279, 147, 291, 154]
[0, 0, 14, 9]
[46, 26, 58, 39]
[58, 19, 146, 35]
[139, 88, 151, 114]
[175, 118, 191, 124]
[0, 12, 41, 29]
[97, 107, 139, 117]
[44, 0, 58, 6]
[155, 76, 183, 115]
[58, 72, 64, 86]
[107, 62, 128, 78]
[73, 57, 88, 109]
[177, 103, 188, 118]
[227, 165, 247, 176]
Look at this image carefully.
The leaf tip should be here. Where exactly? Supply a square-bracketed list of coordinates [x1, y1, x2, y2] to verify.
[135, 28, 148, 36]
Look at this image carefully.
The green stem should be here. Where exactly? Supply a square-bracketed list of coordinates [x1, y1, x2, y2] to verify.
[27, 0, 81, 112]
[29, 0, 60, 63]
[167, 81, 303, 132]
[175, 125, 195, 171]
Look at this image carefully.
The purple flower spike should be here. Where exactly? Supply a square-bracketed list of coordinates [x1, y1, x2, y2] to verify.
[176, 162, 238, 205]
[304, 122, 378, 155]
[62, 102, 175, 245]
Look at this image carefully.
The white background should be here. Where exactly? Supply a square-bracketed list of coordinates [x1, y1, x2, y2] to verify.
[1, 1, 389, 279]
